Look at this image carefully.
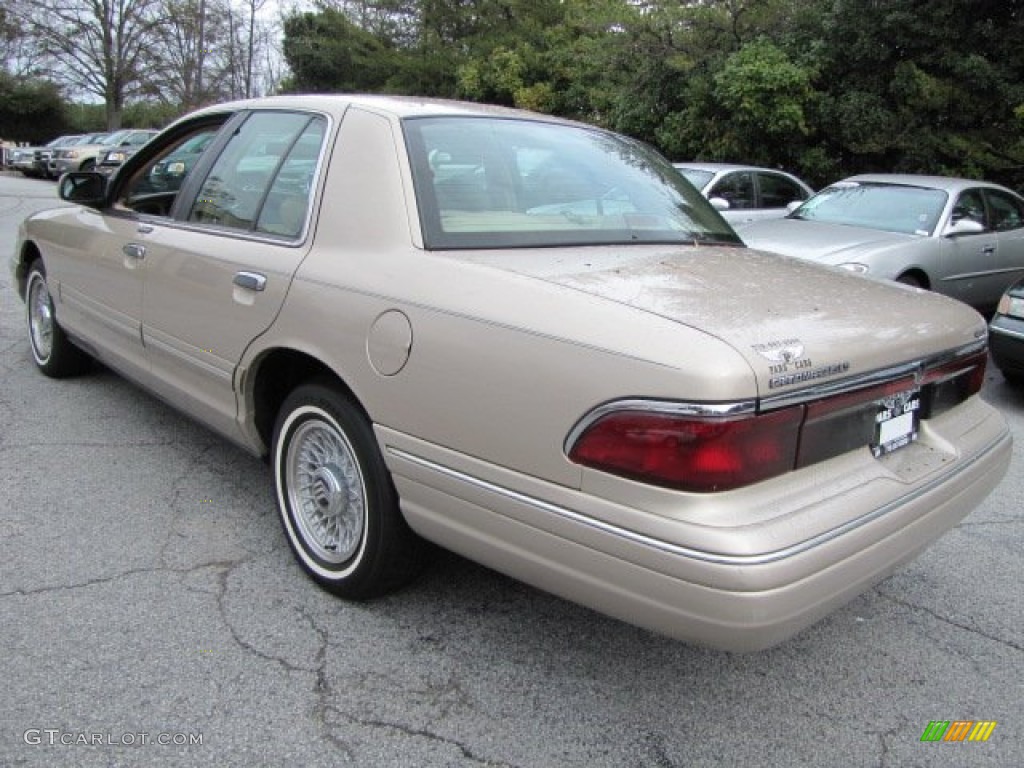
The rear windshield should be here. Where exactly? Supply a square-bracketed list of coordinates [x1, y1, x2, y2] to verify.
[404, 117, 741, 249]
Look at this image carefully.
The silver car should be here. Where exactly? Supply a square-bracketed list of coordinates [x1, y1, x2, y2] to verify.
[11, 96, 1011, 650]
[50, 129, 158, 176]
[741, 174, 1024, 311]
[673, 162, 814, 224]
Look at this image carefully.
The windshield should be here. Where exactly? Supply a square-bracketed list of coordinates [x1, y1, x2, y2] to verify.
[405, 117, 741, 249]
[675, 167, 714, 190]
[790, 182, 948, 236]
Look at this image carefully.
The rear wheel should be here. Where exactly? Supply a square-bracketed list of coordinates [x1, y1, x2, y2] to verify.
[272, 380, 425, 598]
[25, 262, 91, 378]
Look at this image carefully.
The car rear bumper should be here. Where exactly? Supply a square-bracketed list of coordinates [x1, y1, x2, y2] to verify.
[378, 397, 1011, 651]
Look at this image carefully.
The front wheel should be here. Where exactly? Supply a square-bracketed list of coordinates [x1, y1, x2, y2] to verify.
[25, 262, 91, 377]
[272, 380, 425, 598]
[896, 272, 924, 289]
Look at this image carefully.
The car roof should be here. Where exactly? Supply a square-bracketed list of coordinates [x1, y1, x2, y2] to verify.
[186, 94, 578, 125]
[838, 173, 1016, 195]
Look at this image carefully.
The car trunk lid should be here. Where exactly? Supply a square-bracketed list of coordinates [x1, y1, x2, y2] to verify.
[456, 244, 987, 398]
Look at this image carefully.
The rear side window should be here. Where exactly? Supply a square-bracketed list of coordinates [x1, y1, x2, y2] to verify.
[189, 111, 325, 238]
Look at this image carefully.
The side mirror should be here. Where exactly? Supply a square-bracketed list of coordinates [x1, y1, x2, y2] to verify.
[943, 218, 985, 237]
[58, 171, 107, 208]
[709, 196, 730, 211]
[786, 200, 803, 213]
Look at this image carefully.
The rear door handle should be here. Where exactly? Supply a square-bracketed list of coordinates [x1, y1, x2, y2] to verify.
[233, 271, 267, 292]
[122, 243, 146, 259]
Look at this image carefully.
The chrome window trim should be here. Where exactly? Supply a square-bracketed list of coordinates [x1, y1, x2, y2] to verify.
[389, 430, 1010, 566]
[122, 108, 334, 247]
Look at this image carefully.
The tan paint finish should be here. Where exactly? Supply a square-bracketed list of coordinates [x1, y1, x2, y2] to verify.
[16, 94, 1012, 649]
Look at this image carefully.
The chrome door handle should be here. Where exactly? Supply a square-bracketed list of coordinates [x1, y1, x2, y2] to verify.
[233, 271, 267, 292]
[982, 245, 996, 254]
[122, 243, 146, 259]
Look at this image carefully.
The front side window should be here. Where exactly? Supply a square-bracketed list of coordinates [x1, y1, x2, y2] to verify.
[757, 173, 807, 208]
[708, 172, 755, 209]
[405, 117, 740, 249]
[189, 111, 326, 237]
[116, 122, 228, 217]
[952, 189, 986, 228]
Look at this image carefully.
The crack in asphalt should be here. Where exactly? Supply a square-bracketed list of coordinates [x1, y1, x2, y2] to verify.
[866, 714, 908, 768]
[333, 711, 521, 767]
[0, 438, 187, 451]
[302, 606, 355, 760]
[211, 565, 318, 677]
[875, 589, 1024, 653]
[0, 558, 246, 599]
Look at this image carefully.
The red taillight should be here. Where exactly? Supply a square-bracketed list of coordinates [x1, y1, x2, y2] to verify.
[568, 408, 804, 493]
[920, 349, 987, 418]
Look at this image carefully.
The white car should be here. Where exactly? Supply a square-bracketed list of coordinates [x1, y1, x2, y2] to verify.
[674, 162, 814, 225]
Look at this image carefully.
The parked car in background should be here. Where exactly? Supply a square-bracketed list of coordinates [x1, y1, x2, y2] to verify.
[740, 174, 1024, 312]
[51, 129, 158, 176]
[9, 135, 82, 178]
[93, 129, 161, 177]
[990, 276, 1024, 384]
[673, 162, 813, 225]
[47, 133, 110, 175]
[11, 95, 1010, 651]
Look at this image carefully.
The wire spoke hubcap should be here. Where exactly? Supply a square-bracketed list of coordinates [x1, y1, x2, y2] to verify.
[286, 417, 366, 564]
[28, 277, 54, 361]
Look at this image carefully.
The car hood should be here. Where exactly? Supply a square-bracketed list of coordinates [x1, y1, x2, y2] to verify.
[739, 219, 916, 264]
[456, 244, 985, 397]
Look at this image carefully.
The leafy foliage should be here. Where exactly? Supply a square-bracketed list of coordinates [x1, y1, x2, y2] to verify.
[6, 0, 1024, 190]
[0, 74, 68, 142]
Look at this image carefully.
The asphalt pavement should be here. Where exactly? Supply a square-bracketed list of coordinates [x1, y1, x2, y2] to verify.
[0, 173, 1021, 767]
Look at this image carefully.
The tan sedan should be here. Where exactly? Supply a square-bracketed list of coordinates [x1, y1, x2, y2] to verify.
[11, 95, 1011, 650]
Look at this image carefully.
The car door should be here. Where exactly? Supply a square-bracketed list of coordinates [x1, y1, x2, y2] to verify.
[983, 188, 1024, 305]
[137, 111, 328, 440]
[940, 187, 1001, 307]
[43, 184, 148, 378]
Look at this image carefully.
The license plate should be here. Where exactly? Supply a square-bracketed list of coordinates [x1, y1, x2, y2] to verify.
[872, 391, 920, 457]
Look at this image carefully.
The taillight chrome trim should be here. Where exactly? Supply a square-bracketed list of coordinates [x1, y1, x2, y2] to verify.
[563, 398, 757, 456]
[760, 340, 986, 411]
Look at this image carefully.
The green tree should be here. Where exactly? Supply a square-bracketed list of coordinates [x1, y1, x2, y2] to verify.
[281, 7, 400, 92]
[0, 73, 69, 142]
